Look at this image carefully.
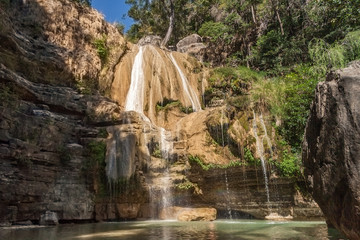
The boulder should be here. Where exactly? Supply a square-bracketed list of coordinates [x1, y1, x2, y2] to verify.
[159, 206, 216, 221]
[117, 203, 140, 219]
[177, 208, 217, 221]
[303, 61, 360, 239]
[138, 35, 162, 47]
[39, 211, 59, 225]
[176, 34, 206, 60]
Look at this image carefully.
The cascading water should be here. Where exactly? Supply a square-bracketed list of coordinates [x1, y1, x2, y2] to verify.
[259, 113, 273, 156]
[169, 52, 202, 112]
[252, 110, 270, 203]
[118, 45, 176, 219]
[221, 108, 232, 219]
[124, 46, 151, 123]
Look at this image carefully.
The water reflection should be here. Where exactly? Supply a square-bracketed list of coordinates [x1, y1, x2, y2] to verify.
[0, 220, 347, 240]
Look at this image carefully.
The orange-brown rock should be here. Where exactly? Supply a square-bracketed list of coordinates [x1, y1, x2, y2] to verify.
[159, 207, 216, 221]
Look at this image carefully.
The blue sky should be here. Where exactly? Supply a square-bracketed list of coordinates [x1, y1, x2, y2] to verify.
[92, 0, 134, 32]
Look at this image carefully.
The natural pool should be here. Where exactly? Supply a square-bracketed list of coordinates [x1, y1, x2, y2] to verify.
[1, 220, 346, 240]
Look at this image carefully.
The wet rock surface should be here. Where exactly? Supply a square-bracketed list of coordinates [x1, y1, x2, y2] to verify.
[303, 61, 360, 239]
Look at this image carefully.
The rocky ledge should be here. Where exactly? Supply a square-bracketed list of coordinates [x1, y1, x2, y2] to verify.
[303, 61, 360, 239]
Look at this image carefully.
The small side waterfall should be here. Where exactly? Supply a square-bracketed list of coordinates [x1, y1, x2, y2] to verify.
[221, 108, 232, 219]
[252, 110, 270, 203]
[106, 124, 136, 183]
[259, 113, 273, 156]
[169, 53, 202, 112]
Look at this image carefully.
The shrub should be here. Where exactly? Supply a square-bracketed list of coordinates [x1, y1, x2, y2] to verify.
[275, 150, 301, 178]
[0, 84, 18, 108]
[176, 181, 195, 190]
[58, 145, 71, 165]
[93, 35, 109, 64]
[198, 21, 231, 42]
[83, 141, 107, 195]
[114, 22, 125, 35]
[244, 147, 258, 165]
[209, 67, 252, 95]
[188, 155, 242, 171]
[309, 30, 360, 75]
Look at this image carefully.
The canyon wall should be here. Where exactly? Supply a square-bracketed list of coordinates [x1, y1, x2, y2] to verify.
[0, 0, 322, 225]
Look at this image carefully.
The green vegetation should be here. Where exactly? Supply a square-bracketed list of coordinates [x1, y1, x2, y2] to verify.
[0, 84, 18, 108]
[97, 128, 109, 138]
[0, 0, 10, 8]
[151, 144, 162, 158]
[93, 34, 109, 64]
[309, 30, 360, 75]
[188, 155, 242, 171]
[156, 98, 194, 117]
[243, 147, 257, 165]
[114, 22, 125, 35]
[198, 21, 230, 42]
[16, 155, 33, 169]
[176, 181, 195, 190]
[83, 141, 107, 196]
[275, 150, 301, 178]
[58, 145, 71, 165]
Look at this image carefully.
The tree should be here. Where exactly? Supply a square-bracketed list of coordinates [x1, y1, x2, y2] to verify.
[160, 0, 175, 47]
[126, 0, 192, 45]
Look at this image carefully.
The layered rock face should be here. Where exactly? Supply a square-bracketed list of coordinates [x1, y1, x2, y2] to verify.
[0, 0, 125, 225]
[303, 62, 360, 239]
[0, 0, 127, 91]
[0, 63, 122, 225]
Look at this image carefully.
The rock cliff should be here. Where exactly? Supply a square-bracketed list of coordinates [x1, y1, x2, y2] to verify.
[0, 0, 125, 225]
[303, 61, 360, 239]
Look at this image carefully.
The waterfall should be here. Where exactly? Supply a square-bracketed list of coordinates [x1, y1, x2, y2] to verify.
[123, 45, 176, 219]
[125, 46, 144, 113]
[124, 46, 151, 122]
[221, 108, 232, 219]
[169, 53, 202, 112]
[105, 124, 136, 190]
[259, 113, 273, 156]
[224, 170, 233, 219]
[252, 110, 270, 203]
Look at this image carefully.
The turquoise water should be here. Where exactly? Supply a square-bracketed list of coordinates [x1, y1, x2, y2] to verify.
[1, 220, 346, 240]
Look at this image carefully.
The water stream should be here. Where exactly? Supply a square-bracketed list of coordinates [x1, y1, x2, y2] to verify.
[259, 113, 273, 156]
[252, 111, 270, 203]
[169, 52, 202, 112]
[158, 128, 174, 218]
[221, 108, 232, 219]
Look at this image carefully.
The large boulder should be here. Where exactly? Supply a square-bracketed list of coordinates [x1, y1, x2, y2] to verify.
[138, 35, 162, 47]
[176, 34, 206, 60]
[303, 61, 360, 239]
